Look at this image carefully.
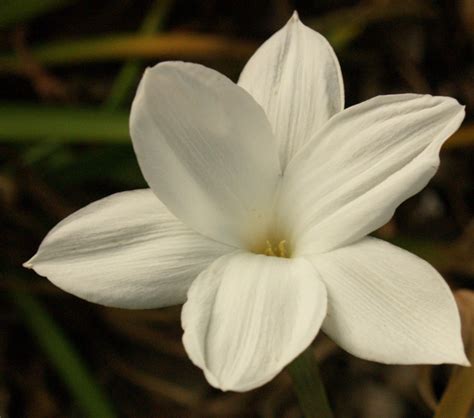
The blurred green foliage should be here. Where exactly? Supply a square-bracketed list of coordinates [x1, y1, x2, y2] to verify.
[10, 289, 117, 418]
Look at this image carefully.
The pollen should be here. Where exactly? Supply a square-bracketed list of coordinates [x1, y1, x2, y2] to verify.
[263, 239, 289, 258]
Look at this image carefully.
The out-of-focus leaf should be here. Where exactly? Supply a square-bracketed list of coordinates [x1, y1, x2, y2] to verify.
[0, 104, 128, 142]
[0, 0, 75, 28]
[0, 33, 257, 74]
[434, 290, 474, 418]
[10, 289, 117, 418]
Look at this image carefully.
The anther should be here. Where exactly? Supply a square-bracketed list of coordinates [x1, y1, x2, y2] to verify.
[278, 240, 287, 258]
[264, 240, 275, 256]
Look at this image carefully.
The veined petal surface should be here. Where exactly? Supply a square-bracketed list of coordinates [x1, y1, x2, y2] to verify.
[25, 190, 232, 309]
[238, 12, 344, 168]
[308, 237, 468, 365]
[130, 62, 281, 248]
[182, 252, 327, 391]
[278, 94, 465, 255]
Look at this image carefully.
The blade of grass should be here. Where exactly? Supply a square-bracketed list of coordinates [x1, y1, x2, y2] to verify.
[10, 289, 117, 418]
[0, 104, 129, 142]
[0, 33, 257, 74]
[104, 0, 174, 110]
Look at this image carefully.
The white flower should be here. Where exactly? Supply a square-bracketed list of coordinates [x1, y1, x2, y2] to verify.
[25, 13, 469, 392]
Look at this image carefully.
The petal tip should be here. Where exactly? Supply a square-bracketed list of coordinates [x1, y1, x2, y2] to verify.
[22, 257, 35, 269]
[291, 10, 300, 21]
[140, 66, 153, 81]
[442, 331, 470, 367]
[455, 351, 471, 367]
[460, 358, 471, 367]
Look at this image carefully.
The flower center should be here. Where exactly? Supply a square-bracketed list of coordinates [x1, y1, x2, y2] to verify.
[262, 239, 290, 258]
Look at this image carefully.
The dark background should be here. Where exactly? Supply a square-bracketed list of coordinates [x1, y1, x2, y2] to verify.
[1, 0, 473, 417]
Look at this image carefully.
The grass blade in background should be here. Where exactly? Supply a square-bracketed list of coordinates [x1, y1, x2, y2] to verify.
[0, 104, 128, 142]
[10, 290, 117, 418]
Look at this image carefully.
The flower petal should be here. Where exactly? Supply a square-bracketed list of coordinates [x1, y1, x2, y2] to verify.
[238, 12, 344, 168]
[25, 190, 233, 309]
[182, 252, 327, 391]
[308, 237, 468, 365]
[278, 94, 465, 255]
[130, 62, 281, 248]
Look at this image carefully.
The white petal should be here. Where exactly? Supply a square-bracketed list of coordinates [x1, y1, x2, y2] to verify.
[308, 237, 468, 365]
[238, 12, 344, 168]
[130, 62, 281, 249]
[25, 190, 233, 309]
[182, 252, 327, 391]
[278, 94, 465, 255]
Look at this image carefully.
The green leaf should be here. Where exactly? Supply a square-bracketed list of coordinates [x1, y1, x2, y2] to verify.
[0, 104, 129, 142]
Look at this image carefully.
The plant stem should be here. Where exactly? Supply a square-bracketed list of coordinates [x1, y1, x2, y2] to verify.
[287, 347, 334, 418]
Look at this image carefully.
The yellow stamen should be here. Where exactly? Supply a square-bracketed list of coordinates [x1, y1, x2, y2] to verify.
[264, 240, 275, 256]
[278, 240, 287, 258]
[262, 239, 289, 258]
